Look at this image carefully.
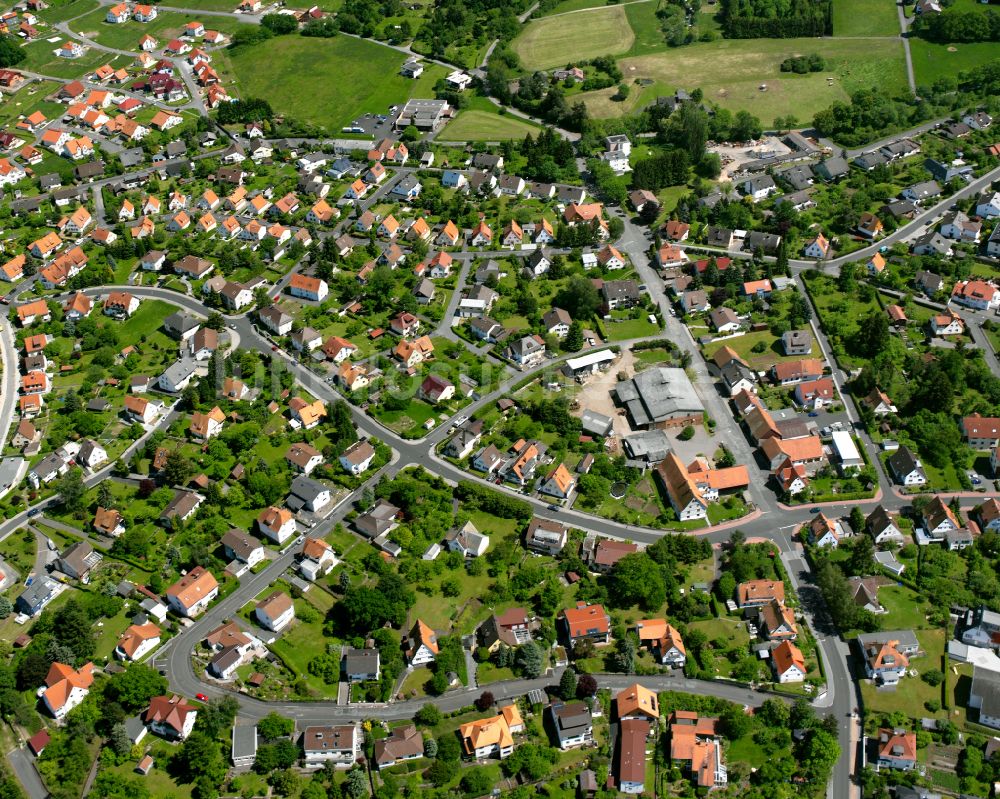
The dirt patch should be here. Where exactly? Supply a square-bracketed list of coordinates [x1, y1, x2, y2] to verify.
[625, 495, 646, 511]
[710, 135, 793, 179]
[572, 348, 636, 437]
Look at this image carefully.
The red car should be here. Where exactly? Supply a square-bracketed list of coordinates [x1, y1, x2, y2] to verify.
[195, 693, 208, 702]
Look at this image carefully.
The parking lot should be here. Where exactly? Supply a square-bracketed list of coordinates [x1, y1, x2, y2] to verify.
[343, 109, 396, 139]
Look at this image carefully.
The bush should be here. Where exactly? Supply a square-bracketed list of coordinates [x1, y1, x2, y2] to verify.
[678, 425, 695, 441]
[415, 704, 442, 726]
[261, 13, 298, 33]
[922, 668, 944, 687]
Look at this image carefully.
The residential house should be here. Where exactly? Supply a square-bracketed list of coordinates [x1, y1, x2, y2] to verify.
[559, 602, 611, 647]
[165, 567, 219, 617]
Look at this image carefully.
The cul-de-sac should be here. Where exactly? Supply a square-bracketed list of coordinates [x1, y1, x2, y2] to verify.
[0, 0, 996, 796]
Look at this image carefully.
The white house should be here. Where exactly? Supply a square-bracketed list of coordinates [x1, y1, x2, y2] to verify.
[39, 662, 94, 719]
[254, 591, 295, 632]
[257, 506, 297, 544]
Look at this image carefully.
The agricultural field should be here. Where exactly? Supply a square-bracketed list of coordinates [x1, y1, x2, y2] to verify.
[217, 36, 448, 133]
[512, 5, 635, 70]
[583, 37, 908, 125]
[442, 109, 541, 141]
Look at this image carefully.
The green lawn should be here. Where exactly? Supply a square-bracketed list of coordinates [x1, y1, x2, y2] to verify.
[831, 0, 900, 37]
[218, 36, 448, 134]
[909, 39, 1000, 88]
[602, 314, 659, 341]
[702, 328, 818, 371]
[35, 0, 99, 23]
[69, 7, 249, 52]
[877, 584, 930, 631]
[0, 81, 62, 131]
[117, 299, 175, 339]
[102, 739, 193, 799]
[538, 0, 623, 16]
[581, 37, 908, 126]
[512, 5, 636, 70]
[442, 109, 541, 141]
[269, 619, 339, 698]
[17, 40, 129, 79]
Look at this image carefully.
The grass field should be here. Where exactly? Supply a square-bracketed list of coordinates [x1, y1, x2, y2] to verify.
[538, 0, 626, 16]
[832, 0, 899, 37]
[910, 39, 1000, 87]
[442, 109, 541, 141]
[582, 37, 908, 125]
[512, 5, 635, 70]
[218, 36, 447, 133]
[17, 40, 129, 78]
[36, 0, 99, 24]
[70, 7, 249, 52]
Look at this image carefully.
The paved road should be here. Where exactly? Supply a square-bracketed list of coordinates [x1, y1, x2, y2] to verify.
[0, 114, 991, 798]
[895, 0, 917, 95]
[6, 747, 48, 799]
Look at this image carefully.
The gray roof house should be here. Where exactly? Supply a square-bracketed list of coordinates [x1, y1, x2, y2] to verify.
[549, 702, 594, 749]
[55, 541, 101, 581]
[16, 577, 58, 616]
[815, 156, 849, 181]
[342, 648, 381, 681]
[355, 499, 401, 539]
[286, 476, 332, 513]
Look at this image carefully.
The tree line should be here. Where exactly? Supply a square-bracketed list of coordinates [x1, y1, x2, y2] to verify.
[721, 0, 832, 38]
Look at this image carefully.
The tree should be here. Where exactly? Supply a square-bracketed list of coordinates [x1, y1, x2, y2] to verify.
[559, 668, 578, 700]
[461, 768, 494, 796]
[554, 275, 601, 319]
[268, 769, 300, 797]
[56, 468, 86, 514]
[423, 736, 437, 757]
[109, 722, 132, 757]
[576, 674, 597, 697]
[853, 309, 890, 358]
[848, 535, 876, 577]
[175, 732, 227, 787]
[105, 664, 168, 711]
[849, 506, 866, 535]
[345, 767, 368, 799]
[475, 691, 495, 711]
[0, 35, 26, 68]
[563, 321, 584, 352]
[196, 696, 239, 738]
[609, 553, 666, 611]
[0, 597, 11, 620]
[613, 637, 637, 673]
[258, 712, 294, 742]
[162, 450, 195, 487]
[261, 12, 298, 33]
[815, 559, 859, 630]
[516, 641, 543, 678]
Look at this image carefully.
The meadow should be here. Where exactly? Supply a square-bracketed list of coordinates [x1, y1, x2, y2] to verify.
[217, 36, 447, 133]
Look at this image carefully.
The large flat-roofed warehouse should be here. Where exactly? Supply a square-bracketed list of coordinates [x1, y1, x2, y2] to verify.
[395, 99, 453, 130]
[614, 367, 704, 429]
